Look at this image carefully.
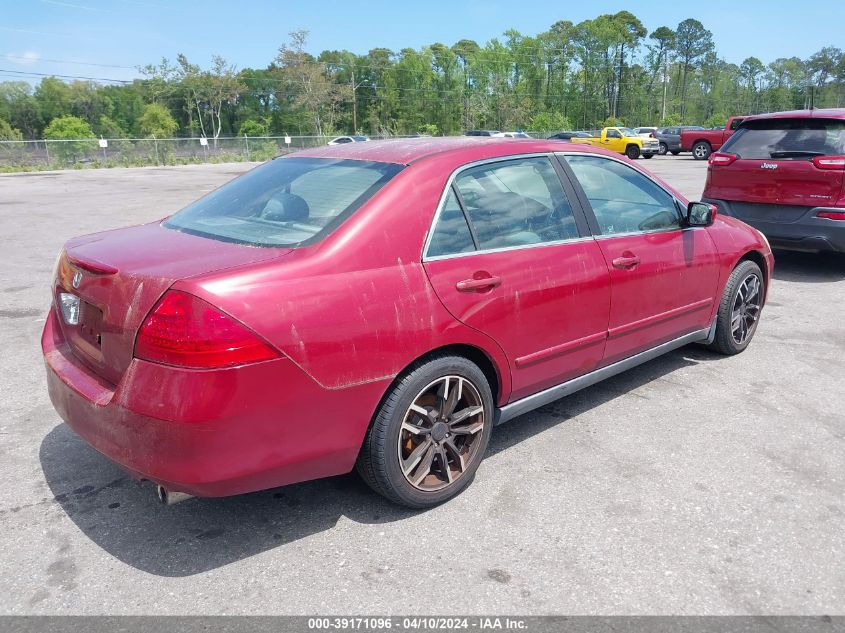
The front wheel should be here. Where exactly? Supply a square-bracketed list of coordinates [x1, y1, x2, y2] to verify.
[692, 141, 712, 160]
[709, 260, 764, 355]
[658, 142, 668, 155]
[625, 145, 641, 160]
[356, 356, 493, 508]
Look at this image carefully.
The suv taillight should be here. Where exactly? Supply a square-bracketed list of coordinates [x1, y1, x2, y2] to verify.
[708, 152, 737, 166]
[135, 290, 280, 368]
[812, 155, 845, 170]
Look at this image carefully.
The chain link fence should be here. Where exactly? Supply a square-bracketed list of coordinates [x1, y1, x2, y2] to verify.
[0, 135, 425, 172]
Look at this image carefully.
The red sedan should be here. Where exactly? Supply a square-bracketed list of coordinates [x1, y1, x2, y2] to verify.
[42, 138, 773, 508]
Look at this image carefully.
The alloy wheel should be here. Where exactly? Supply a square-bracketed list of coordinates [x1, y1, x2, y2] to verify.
[731, 274, 762, 345]
[398, 375, 486, 491]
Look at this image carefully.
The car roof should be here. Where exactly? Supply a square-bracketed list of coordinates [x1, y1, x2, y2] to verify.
[742, 108, 845, 122]
[292, 136, 608, 165]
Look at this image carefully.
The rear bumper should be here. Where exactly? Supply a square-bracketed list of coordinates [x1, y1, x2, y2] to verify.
[42, 307, 388, 497]
[704, 199, 845, 253]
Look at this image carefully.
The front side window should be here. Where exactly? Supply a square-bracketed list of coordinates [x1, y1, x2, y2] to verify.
[722, 118, 845, 159]
[164, 157, 403, 247]
[564, 155, 682, 235]
[447, 157, 579, 251]
[606, 129, 622, 139]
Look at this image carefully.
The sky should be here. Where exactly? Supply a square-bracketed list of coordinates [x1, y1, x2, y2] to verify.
[0, 0, 841, 85]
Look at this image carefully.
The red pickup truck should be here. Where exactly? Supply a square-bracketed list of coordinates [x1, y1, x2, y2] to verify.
[681, 116, 747, 160]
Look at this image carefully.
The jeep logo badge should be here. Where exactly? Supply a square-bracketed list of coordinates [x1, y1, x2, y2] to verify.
[761, 162, 778, 170]
[72, 271, 82, 289]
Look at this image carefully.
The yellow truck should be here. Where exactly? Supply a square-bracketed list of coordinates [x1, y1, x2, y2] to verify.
[570, 127, 660, 160]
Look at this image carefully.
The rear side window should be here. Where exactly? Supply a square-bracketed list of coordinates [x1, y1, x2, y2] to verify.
[451, 157, 579, 250]
[565, 155, 681, 235]
[723, 118, 845, 159]
[427, 189, 475, 257]
[164, 157, 403, 247]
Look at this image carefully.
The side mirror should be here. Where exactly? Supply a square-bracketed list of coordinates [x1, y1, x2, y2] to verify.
[686, 201, 717, 227]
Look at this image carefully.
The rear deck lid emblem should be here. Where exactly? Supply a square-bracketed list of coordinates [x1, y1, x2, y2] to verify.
[761, 162, 778, 170]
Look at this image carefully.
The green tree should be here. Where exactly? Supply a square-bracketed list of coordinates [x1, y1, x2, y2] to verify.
[44, 115, 96, 163]
[239, 119, 269, 136]
[0, 117, 23, 141]
[529, 112, 572, 135]
[674, 19, 714, 118]
[138, 103, 178, 137]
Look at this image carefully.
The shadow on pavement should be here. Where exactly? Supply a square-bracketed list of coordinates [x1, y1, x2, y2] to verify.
[40, 345, 720, 577]
[772, 250, 845, 284]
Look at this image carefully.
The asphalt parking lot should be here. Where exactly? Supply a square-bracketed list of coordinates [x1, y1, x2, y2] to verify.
[1, 155, 843, 615]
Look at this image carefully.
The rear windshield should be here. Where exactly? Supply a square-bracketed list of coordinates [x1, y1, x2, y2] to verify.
[723, 118, 845, 160]
[164, 157, 403, 247]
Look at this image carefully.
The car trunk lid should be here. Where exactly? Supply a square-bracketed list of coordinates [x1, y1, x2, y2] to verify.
[56, 221, 290, 385]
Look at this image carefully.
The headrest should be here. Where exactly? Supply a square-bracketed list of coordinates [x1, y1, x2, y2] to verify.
[261, 192, 309, 222]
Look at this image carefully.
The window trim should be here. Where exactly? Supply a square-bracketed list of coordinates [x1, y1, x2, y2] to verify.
[422, 153, 592, 262]
[554, 152, 690, 239]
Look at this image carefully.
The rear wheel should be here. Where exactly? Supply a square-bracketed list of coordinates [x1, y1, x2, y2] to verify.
[658, 142, 668, 155]
[625, 145, 641, 160]
[692, 141, 712, 160]
[356, 355, 493, 508]
[709, 260, 764, 355]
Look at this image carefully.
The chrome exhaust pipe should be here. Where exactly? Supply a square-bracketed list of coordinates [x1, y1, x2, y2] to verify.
[156, 484, 193, 506]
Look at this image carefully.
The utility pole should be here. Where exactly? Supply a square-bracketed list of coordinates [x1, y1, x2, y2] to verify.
[351, 70, 368, 134]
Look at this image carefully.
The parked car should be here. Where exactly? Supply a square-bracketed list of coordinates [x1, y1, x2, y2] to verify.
[656, 125, 705, 155]
[501, 132, 532, 138]
[327, 135, 369, 145]
[570, 127, 660, 159]
[632, 127, 657, 138]
[681, 117, 747, 159]
[703, 108, 845, 253]
[42, 138, 772, 509]
[548, 131, 592, 140]
[465, 130, 501, 137]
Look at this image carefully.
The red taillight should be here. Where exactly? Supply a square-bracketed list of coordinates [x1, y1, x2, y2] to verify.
[816, 210, 845, 221]
[812, 155, 845, 170]
[135, 290, 280, 369]
[708, 152, 737, 166]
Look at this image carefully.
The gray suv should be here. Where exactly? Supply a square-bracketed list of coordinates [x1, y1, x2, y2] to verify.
[656, 126, 705, 155]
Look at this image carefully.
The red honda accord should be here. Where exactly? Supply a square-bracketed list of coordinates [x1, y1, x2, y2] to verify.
[42, 138, 773, 508]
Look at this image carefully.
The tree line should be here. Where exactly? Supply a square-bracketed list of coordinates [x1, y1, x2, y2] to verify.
[1, 12, 844, 143]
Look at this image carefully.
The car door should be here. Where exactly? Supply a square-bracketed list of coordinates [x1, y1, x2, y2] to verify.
[603, 128, 623, 153]
[423, 155, 611, 402]
[559, 153, 721, 365]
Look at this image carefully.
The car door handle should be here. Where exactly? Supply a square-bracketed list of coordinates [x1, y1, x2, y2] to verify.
[612, 254, 641, 269]
[456, 275, 501, 292]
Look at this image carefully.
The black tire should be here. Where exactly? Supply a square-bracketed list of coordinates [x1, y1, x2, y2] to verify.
[670, 150, 681, 156]
[709, 260, 765, 355]
[625, 144, 641, 160]
[642, 154, 654, 159]
[692, 141, 712, 160]
[356, 355, 494, 508]
[658, 142, 668, 155]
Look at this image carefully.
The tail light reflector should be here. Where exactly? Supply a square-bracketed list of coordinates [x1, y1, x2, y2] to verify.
[709, 152, 737, 166]
[812, 155, 845, 170]
[135, 290, 280, 369]
[816, 210, 845, 221]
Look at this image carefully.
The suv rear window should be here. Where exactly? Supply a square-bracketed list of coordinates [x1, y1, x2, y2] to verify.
[723, 118, 845, 160]
[164, 157, 403, 247]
